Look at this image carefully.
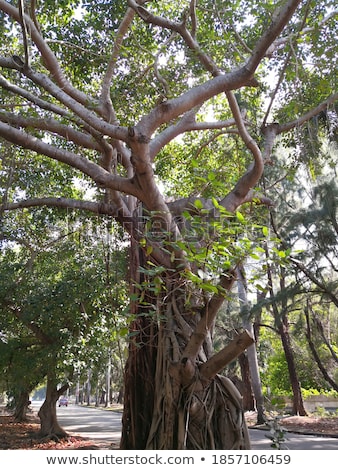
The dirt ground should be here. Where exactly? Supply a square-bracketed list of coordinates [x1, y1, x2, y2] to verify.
[245, 411, 338, 436]
[1, 408, 338, 450]
[0, 414, 99, 450]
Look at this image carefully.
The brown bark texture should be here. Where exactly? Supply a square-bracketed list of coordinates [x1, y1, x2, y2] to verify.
[38, 377, 68, 438]
[121, 257, 254, 450]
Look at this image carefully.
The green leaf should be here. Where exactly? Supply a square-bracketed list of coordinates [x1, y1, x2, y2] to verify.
[194, 199, 204, 210]
[236, 211, 245, 223]
[200, 283, 218, 293]
[211, 197, 219, 208]
[262, 226, 269, 237]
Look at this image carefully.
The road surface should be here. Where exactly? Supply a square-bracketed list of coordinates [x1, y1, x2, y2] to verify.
[31, 401, 338, 450]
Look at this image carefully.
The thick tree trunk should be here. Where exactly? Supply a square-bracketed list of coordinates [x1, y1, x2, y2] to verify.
[121, 315, 158, 449]
[38, 376, 68, 438]
[121, 272, 252, 450]
[13, 389, 31, 422]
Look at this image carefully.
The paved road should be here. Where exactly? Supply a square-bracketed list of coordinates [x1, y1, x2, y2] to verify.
[249, 427, 338, 450]
[32, 402, 338, 450]
[57, 403, 122, 446]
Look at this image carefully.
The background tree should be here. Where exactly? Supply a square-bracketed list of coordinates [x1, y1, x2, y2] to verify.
[0, 333, 45, 422]
[271, 167, 338, 393]
[0, 0, 337, 449]
[253, 120, 338, 400]
[0, 204, 128, 435]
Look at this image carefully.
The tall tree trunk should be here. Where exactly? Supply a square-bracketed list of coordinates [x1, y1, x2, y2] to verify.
[105, 350, 111, 407]
[38, 374, 68, 438]
[278, 320, 307, 416]
[121, 262, 253, 449]
[265, 248, 307, 416]
[278, 267, 307, 417]
[86, 368, 91, 406]
[237, 353, 255, 411]
[304, 301, 338, 391]
[237, 267, 265, 425]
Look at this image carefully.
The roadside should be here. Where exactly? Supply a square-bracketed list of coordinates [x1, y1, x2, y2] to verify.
[0, 407, 97, 450]
[245, 410, 338, 438]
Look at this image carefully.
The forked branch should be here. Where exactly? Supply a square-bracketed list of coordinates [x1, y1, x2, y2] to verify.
[182, 273, 236, 361]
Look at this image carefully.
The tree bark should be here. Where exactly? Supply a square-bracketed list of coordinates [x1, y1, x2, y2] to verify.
[237, 267, 265, 424]
[236, 353, 255, 411]
[305, 302, 338, 392]
[265, 246, 307, 417]
[121, 240, 254, 449]
[120, 231, 158, 449]
[13, 389, 31, 422]
[279, 321, 307, 416]
[38, 375, 68, 438]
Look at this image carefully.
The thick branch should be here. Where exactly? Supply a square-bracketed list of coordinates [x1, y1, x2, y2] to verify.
[150, 113, 239, 160]
[1, 197, 120, 216]
[223, 91, 264, 207]
[23, 66, 129, 142]
[182, 273, 236, 361]
[276, 93, 338, 134]
[261, 124, 279, 163]
[0, 121, 138, 196]
[245, 0, 302, 74]
[189, 0, 197, 38]
[0, 112, 102, 151]
[18, 0, 30, 68]
[0, 58, 130, 142]
[128, 0, 182, 32]
[199, 330, 255, 381]
[0, 72, 70, 117]
[138, 69, 253, 136]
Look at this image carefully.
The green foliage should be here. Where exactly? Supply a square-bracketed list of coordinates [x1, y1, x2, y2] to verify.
[301, 388, 338, 399]
[156, 129, 254, 200]
[0, 211, 129, 399]
[0, 0, 337, 434]
[135, 204, 270, 305]
[264, 351, 292, 395]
